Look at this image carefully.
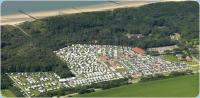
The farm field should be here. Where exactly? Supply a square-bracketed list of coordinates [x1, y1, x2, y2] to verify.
[1, 89, 16, 97]
[76, 74, 199, 97]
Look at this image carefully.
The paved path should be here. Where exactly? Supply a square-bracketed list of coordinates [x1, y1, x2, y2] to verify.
[12, 25, 32, 37]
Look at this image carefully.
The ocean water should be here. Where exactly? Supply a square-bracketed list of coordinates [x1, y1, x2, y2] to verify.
[1, 1, 108, 16]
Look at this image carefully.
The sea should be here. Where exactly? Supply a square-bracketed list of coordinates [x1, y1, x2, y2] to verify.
[1, 1, 108, 16]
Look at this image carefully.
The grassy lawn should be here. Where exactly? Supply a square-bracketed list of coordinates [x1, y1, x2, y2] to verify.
[162, 54, 198, 66]
[186, 61, 199, 66]
[1, 89, 16, 97]
[76, 74, 199, 97]
[162, 54, 179, 62]
[115, 68, 126, 72]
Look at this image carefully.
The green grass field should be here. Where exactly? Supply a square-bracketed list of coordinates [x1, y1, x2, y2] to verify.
[162, 54, 179, 62]
[162, 54, 198, 65]
[76, 74, 199, 97]
[1, 89, 16, 97]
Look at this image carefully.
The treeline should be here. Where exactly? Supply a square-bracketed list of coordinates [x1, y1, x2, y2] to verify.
[140, 69, 194, 82]
[1, 75, 24, 97]
[1, 75, 12, 89]
[1, 1, 198, 75]
[1, 46, 74, 78]
[38, 78, 129, 97]
[1, 27, 73, 77]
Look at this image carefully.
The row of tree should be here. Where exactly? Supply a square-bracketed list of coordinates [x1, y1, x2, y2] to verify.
[38, 78, 129, 97]
[140, 69, 194, 82]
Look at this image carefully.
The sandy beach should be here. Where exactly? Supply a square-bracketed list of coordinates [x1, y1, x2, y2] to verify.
[1, 1, 157, 25]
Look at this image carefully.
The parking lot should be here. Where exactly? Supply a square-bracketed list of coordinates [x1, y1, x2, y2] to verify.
[8, 72, 61, 97]
[55, 44, 191, 83]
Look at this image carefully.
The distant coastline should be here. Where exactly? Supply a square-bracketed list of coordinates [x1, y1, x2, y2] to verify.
[1, 1, 108, 16]
[1, 1, 155, 26]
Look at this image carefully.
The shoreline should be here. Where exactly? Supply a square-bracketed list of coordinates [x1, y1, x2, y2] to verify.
[1, 1, 156, 26]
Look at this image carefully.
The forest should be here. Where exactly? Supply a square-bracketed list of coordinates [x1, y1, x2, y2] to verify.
[1, 1, 199, 77]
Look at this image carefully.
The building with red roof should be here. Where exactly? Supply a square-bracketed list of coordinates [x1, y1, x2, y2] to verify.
[132, 47, 145, 54]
